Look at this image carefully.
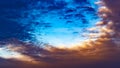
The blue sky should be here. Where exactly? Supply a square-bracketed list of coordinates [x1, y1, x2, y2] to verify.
[0, 0, 99, 47]
[27, 0, 99, 47]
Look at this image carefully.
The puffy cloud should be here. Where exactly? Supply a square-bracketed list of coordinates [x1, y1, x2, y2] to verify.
[98, 0, 120, 45]
[0, 37, 120, 68]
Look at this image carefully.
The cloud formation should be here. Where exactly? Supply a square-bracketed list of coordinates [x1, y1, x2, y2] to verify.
[0, 0, 120, 68]
[0, 37, 120, 68]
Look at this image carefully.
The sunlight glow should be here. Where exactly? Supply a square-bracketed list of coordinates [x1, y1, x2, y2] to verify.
[0, 47, 37, 63]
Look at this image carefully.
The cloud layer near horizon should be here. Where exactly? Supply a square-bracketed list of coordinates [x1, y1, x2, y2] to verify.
[0, 36, 120, 68]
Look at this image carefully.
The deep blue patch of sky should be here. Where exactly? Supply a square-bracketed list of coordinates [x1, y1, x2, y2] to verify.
[0, 0, 100, 47]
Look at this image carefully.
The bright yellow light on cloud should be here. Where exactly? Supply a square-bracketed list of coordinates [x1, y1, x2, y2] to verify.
[0, 47, 37, 63]
[0, 47, 20, 59]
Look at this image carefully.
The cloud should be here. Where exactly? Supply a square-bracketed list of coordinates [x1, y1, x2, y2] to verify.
[0, 0, 120, 68]
[0, 37, 120, 68]
[98, 0, 120, 45]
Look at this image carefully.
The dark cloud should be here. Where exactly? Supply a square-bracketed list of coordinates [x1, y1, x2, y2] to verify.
[0, 38, 120, 68]
[97, 0, 120, 45]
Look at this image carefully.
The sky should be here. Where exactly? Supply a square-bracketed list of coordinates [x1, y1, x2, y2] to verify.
[0, 0, 120, 68]
[32, 0, 99, 47]
[0, 0, 99, 47]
